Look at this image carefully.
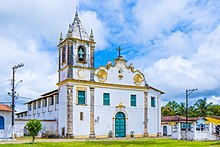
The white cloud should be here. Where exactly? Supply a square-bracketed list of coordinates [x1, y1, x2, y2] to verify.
[1, 0, 220, 110]
[123, 1, 220, 104]
[142, 23, 220, 100]
[132, 0, 190, 42]
[80, 11, 108, 50]
[0, 0, 79, 44]
[0, 0, 109, 112]
[0, 36, 57, 90]
[207, 96, 220, 105]
[0, 36, 57, 112]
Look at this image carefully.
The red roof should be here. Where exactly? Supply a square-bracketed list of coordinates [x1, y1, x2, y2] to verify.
[162, 116, 201, 122]
[0, 104, 12, 112]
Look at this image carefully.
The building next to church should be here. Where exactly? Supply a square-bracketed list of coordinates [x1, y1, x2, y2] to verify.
[14, 11, 164, 138]
[0, 104, 12, 139]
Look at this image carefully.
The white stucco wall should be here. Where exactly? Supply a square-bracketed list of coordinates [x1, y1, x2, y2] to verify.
[73, 85, 90, 136]
[58, 77, 162, 137]
[0, 111, 12, 139]
[93, 87, 145, 137]
[148, 89, 161, 136]
[15, 120, 57, 137]
[72, 68, 91, 81]
[58, 85, 67, 136]
[161, 124, 172, 136]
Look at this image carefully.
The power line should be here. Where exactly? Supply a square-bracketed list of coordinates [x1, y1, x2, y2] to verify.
[0, 102, 12, 104]
[0, 79, 11, 83]
[18, 96, 33, 100]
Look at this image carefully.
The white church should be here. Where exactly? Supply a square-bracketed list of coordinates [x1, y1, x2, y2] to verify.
[13, 12, 164, 138]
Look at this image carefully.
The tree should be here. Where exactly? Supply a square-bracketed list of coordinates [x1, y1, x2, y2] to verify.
[209, 105, 220, 116]
[161, 106, 175, 116]
[194, 98, 212, 117]
[175, 102, 185, 116]
[188, 106, 197, 117]
[165, 101, 179, 112]
[26, 119, 42, 143]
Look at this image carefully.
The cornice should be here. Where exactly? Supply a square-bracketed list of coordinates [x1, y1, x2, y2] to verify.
[58, 65, 94, 72]
[58, 37, 96, 47]
[57, 79, 148, 91]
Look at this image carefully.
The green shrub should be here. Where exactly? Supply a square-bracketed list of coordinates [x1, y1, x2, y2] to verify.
[26, 119, 42, 143]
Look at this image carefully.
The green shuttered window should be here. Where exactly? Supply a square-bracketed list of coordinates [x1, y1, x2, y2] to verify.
[151, 97, 156, 107]
[131, 95, 136, 106]
[78, 90, 86, 105]
[103, 93, 110, 105]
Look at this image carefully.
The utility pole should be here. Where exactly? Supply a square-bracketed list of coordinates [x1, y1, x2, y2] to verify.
[11, 63, 24, 139]
[185, 88, 197, 132]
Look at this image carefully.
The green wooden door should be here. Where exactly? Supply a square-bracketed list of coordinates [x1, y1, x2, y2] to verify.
[115, 112, 126, 137]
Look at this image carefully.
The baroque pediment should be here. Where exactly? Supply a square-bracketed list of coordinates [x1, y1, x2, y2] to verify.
[94, 56, 145, 86]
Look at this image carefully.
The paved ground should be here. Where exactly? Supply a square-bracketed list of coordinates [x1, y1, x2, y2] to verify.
[0, 137, 145, 144]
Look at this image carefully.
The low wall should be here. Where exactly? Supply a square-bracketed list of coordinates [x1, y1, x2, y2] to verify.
[14, 119, 57, 137]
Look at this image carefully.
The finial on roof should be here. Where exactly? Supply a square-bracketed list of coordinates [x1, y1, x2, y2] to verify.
[129, 63, 134, 71]
[90, 29, 94, 41]
[68, 24, 72, 33]
[66, 24, 72, 38]
[75, 6, 78, 17]
[59, 32, 63, 42]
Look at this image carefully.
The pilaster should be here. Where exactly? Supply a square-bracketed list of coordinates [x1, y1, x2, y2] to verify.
[58, 48, 61, 82]
[143, 91, 149, 137]
[66, 85, 74, 138]
[90, 43, 95, 81]
[67, 43, 73, 78]
[89, 87, 95, 138]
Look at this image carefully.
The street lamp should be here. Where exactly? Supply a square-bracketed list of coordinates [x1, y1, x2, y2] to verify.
[15, 80, 23, 89]
[11, 63, 24, 139]
[186, 88, 198, 131]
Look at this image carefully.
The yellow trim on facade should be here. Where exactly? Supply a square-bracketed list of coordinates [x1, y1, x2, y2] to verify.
[77, 69, 86, 79]
[57, 79, 148, 91]
[57, 79, 164, 93]
[58, 66, 94, 72]
[96, 69, 108, 82]
[95, 135, 108, 138]
[148, 134, 158, 137]
[133, 134, 144, 138]
[74, 135, 90, 139]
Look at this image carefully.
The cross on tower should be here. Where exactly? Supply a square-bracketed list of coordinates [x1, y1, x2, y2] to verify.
[117, 46, 122, 57]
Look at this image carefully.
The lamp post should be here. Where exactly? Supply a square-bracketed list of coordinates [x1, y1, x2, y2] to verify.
[185, 88, 198, 131]
[11, 63, 24, 139]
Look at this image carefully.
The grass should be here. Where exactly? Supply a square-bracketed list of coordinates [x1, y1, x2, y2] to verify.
[0, 138, 220, 147]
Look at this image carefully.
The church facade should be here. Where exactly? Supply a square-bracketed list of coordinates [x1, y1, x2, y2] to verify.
[56, 12, 164, 138]
[14, 12, 164, 138]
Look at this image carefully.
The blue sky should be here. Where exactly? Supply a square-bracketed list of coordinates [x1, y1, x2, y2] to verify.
[0, 0, 220, 112]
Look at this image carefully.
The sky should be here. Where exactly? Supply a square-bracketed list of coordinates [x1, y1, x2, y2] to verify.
[0, 0, 220, 112]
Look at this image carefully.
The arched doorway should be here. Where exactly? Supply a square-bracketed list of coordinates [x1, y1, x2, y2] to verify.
[163, 126, 167, 136]
[115, 112, 126, 137]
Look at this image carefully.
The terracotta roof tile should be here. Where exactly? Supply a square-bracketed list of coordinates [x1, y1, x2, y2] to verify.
[162, 116, 201, 122]
[209, 116, 220, 120]
[0, 104, 12, 112]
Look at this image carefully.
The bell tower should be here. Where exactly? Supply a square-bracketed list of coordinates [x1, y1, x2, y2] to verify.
[58, 11, 95, 82]
[57, 11, 95, 138]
